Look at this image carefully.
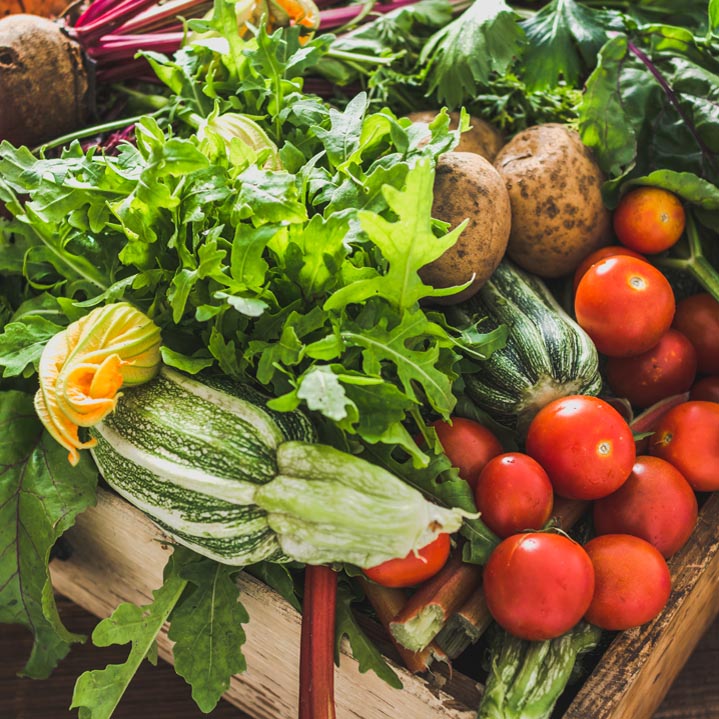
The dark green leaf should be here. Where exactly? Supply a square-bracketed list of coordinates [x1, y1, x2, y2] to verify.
[0, 391, 98, 678]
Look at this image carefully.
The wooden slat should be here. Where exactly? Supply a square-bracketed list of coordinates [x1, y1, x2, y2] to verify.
[50, 488, 479, 719]
[562, 492, 719, 719]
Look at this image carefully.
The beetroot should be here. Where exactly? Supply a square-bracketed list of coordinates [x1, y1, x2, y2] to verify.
[0, 14, 89, 147]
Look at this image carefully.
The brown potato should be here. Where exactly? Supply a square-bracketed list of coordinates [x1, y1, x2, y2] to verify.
[493, 123, 611, 279]
[407, 111, 505, 162]
[420, 151, 512, 304]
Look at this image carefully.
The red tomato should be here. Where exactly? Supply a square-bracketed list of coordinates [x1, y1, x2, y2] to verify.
[672, 293, 719, 375]
[473, 453, 554, 538]
[690, 375, 719, 403]
[432, 417, 503, 490]
[362, 533, 451, 588]
[525, 395, 636, 500]
[583, 534, 672, 630]
[572, 245, 645, 294]
[592, 456, 698, 558]
[483, 532, 595, 641]
[574, 256, 675, 357]
[612, 186, 686, 254]
[649, 400, 719, 491]
[605, 328, 697, 408]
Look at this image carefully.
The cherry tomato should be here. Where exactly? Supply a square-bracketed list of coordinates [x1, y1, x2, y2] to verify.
[572, 245, 645, 294]
[583, 534, 672, 631]
[605, 328, 697, 408]
[362, 533, 451, 588]
[612, 186, 686, 254]
[690, 375, 719, 403]
[473, 453, 554, 538]
[593, 456, 697, 558]
[525, 395, 635, 500]
[649, 400, 719, 491]
[672, 293, 719, 375]
[483, 532, 595, 641]
[574, 255, 675, 357]
[432, 417, 503, 490]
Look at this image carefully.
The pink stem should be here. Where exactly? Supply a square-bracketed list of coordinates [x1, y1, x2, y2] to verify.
[74, 0, 124, 28]
[113, 0, 210, 34]
[85, 31, 185, 61]
[73, 0, 160, 46]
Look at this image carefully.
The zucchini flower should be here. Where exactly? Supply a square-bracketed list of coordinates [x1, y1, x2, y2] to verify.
[35, 302, 162, 465]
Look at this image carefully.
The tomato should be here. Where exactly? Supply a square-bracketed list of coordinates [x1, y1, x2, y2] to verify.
[612, 186, 686, 254]
[362, 533, 451, 588]
[649, 400, 719, 491]
[605, 328, 697, 408]
[432, 417, 503, 490]
[483, 532, 595, 641]
[672, 293, 719, 375]
[583, 534, 672, 631]
[525, 395, 635, 500]
[592, 456, 697, 558]
[574, 256, 675, 357]
[690, 375, 719, 403]
[572, 245, 645, 294]
[473, 453, 554, 538]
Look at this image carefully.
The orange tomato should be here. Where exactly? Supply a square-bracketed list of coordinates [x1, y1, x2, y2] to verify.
[613, 186, 685, 254]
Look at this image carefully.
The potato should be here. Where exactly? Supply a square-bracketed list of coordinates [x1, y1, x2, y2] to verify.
[420, 151, 512, 304]
[493, 123, 612, 278]
[407, 111, 505, 162]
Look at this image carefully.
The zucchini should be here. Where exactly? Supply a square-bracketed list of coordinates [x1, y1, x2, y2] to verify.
[455, 260, 603, 434]
[90, 368, 466, 567]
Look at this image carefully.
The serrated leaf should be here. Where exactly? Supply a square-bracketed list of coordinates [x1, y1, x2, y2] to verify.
[71, 548, 193, 719]
[0, 315, 64, 377]
[335, 582, 402, 690]
[0, 391, 98, 678]
[324, 159, 465, 312]
[169, 558, 249, 713]
[520, 0, 617, 90]
[421, 0, 524, 108]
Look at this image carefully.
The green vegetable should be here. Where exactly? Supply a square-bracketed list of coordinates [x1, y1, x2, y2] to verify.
[478, 622, 602, 719]
[90, 367, 468, 567]
[449, 261, 602, 435]
[0, 391, 97, 678]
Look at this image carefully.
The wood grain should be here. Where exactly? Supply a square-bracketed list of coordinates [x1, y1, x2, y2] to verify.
[2, 488, 717, 718]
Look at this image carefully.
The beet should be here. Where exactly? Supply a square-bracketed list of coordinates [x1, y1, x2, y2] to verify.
[0, 14, 89, 147]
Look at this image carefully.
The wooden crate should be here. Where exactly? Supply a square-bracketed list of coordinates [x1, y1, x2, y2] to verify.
[50, 487, 719, 719]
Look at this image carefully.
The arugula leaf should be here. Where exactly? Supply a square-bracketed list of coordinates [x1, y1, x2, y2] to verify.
[0, 315, 64, 377]
[519, 0, 618, 90]
[0, 391, 97, 678]
[71, 547, 194, 719]
[245, 562, 303, 612]
[325, 158, 465, 311]
[420, 0, 524, 109]
[335, 581, 402, 689]
[169, 557, 249, 713]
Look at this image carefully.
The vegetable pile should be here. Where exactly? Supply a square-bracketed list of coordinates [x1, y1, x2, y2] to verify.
[1, 0, 719, 718]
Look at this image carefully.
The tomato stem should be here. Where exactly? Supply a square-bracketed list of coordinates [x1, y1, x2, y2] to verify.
[299, 565, 337, 719]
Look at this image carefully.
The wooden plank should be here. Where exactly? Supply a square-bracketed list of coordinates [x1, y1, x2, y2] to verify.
[50, 488, 479, 719]
[563, 491, 719, 719]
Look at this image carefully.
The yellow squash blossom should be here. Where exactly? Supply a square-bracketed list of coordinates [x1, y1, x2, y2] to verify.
[35, 303, 162, 465]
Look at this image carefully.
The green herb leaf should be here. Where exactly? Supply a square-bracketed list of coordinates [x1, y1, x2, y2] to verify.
[169, 557, 249, 713]
[420, 0, 524, 108]
[335, 581, 402, 689]
[0, 391, 98, 678]
[71, 547, 193, 719]
[0, 315, 64, 377]
[520, 0, 617, 90]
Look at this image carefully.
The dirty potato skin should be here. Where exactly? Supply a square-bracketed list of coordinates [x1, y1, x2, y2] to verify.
[420, 152, 512, 304]
[493, 123, 611, 278]
[408, 111, 505, 162]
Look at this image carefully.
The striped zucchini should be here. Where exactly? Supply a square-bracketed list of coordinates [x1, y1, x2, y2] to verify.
[458, 260, 603, 434]
[90, 368, 466, 567]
